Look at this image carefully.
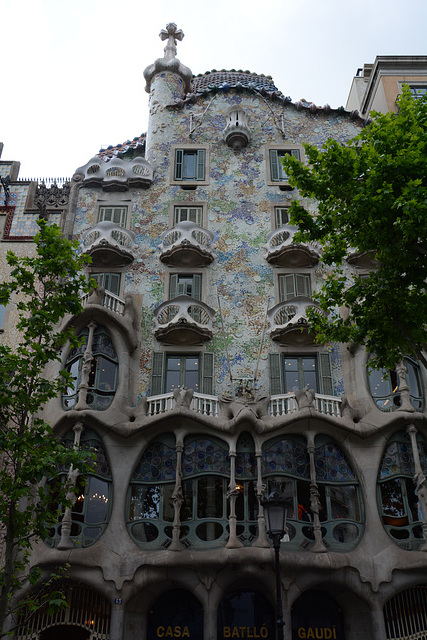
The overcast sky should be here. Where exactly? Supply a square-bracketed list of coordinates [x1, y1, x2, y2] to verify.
[1, 0, 426, 179]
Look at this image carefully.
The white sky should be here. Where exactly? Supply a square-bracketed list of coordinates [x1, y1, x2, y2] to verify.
[1, 0, 426, 179]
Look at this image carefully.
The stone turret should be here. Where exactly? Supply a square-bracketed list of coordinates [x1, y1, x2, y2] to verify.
[143, 23, 193, 159]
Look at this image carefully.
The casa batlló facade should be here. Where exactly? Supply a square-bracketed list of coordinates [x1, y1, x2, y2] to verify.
[1, 25, 427, 640]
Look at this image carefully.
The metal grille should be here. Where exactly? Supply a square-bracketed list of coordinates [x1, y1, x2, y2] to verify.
[15, 583, 110, 640]
[385, 585, 427, 639]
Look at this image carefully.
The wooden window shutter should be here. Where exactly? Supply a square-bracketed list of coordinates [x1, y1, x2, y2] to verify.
[269, 150, 280, 181]
[196, 149, 206, 181]
[269, 353, 284, 395]
[169, 274, 179, 299]
[279, 274, 295, 302]
[174, 149, 183, 181]
[318, 352, 333, 396]
[151, 352, 165, 396]
[201, 352, 214, 395]
[295, 274, 311, 297]
[192, 274, 202, 301]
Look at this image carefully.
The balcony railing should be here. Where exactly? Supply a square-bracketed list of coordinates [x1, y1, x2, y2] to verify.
[153, 295, 215, 344]
[144, 391, 341, 419]
[146, 392, 220, 417]
[81, 289, 125, 316]
[267, 296, 324, 345]
[265, 225, 319, 267]
[82, 221, 136, 266]
[159, 221, 215, 266]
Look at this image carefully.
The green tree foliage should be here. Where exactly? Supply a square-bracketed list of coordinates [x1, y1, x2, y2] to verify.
[282, 87, 427, 371]
[0, 220, 94, 636]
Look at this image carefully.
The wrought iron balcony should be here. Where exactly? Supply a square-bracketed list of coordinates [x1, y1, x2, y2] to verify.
[267, 296, 324, 345]
[153, 294, 215, 344]
[159, 221, 215, 267]
[265, 224, 319, 267]
[82, 221, 136, 267]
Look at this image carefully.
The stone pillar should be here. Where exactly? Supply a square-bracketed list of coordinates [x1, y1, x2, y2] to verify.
[370, 602, 387, 640]
[226, 446, 243, 548]
[57, 421, 85, 550]
[170, 441, 184, 551]
[306, 431, 327, 553]
[109, 602, 125, 640]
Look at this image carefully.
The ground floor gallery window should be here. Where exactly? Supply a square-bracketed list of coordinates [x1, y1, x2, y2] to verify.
[378, 430, 426, 550]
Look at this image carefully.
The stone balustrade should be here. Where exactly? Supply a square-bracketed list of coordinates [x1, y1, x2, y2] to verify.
[144, 391, 341, 419]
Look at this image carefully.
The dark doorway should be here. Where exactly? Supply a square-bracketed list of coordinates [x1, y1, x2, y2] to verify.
[147, 589, 203, 640]
[217, 590, 275, 639]
[291, 589, 345, 640]
[40, 625, 90, 640]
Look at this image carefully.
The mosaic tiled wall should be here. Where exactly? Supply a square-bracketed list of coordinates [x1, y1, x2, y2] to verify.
[72, 83, 362, 400]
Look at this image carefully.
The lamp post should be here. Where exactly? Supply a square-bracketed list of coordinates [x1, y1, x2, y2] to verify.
[261, 484, 289, 640]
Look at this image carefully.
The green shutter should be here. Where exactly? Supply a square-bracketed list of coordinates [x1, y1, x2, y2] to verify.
[201, 352, 214, 395]
[269, 353, 284, 395]
[192, 274, 202, 301]
[318, 352, 333, 396]
[196, 149, 206, 181]
[279, 274, 295, 302]
[169, 274, 179, 299]
[174, 149, 183, 181]
[296, 274, 311, 298]
[270, 150, 280, 181]
[151, 352, 165, 395]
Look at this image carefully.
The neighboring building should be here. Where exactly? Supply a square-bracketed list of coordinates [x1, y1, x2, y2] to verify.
[346, 55, 427, 118]
[1, 26, 427, 640]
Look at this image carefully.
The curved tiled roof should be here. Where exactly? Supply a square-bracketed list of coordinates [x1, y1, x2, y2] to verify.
[192, 70, 280, 93]
[98, 134, 146, 160]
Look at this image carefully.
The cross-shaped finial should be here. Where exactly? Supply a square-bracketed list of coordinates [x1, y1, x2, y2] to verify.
[159, 23, 184, 61]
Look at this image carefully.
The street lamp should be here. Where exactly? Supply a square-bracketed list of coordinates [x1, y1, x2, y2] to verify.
[261, 483, 289, 640]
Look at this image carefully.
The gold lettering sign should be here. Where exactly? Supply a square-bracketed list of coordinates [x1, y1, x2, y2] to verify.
[156, 626, 190, 638]
[222, 626, 269, 638]
[297, 627, 337, 639]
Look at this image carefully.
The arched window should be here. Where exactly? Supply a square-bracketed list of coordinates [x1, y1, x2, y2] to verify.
[47, 429, 112, 548]
[368, 357, 424, 412]
[127, 435, 177, 548]
[378, 431, 426, 550]
[63, 325, 118, 411]
[181, 436, 230, 547]
[262, 436, 311, 550]
[233, 433, 258, 544]
[313, 436, 363, 550]
[262, 436, 363, 551]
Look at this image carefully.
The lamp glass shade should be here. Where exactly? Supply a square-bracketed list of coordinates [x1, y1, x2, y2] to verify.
[264, 496, 287, 537]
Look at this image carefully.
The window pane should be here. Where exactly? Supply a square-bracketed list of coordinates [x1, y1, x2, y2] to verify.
[284, 358, 299, 391]
[130, 486, 160, 520]
[97, 356, 117, 392]
[302, 358, 317, 392]
[381, 479, 405, 518]
[197, 476, 224, 518]
[183, 151, 196, 180]
[330, 485, 359, 521]
[85, 477, 109, 523]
